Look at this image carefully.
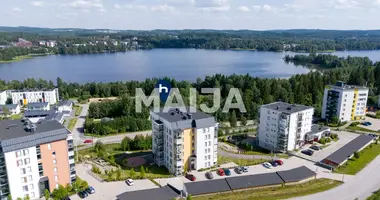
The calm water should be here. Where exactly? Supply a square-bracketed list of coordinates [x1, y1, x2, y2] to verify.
[1, 49, 380, 83]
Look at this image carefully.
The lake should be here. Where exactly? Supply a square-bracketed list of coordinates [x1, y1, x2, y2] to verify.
[1, 49, 380, 83]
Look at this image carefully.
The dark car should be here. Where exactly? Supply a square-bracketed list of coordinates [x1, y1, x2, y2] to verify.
[61, 196, 71, 200]
[369, 134, 378, 138]
[270, 160, 278, 167]
[223, 168, 231, 176]
[85, 186, 95, 194]
[186, 173, 196, 181]
[310, 146, 322, 151]
[234, 167, 243, 174]
[205, 172, 214, 179]
[274, 160, 283, 166]
[301, 149, 314, 156]
[78, 191, 88, 199]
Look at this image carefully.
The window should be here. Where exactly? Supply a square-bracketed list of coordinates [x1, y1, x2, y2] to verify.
[48, 143, 51, 150]
[29, 184, 34, 189]
[17, 159, 23, 167]
[54, 167, 58, 173]
[205, 149, 207, 154]
[204, 156, 207, 160]
[21, 177, 27, 183]
[24, 158, 30, 164]
[52, 151, 56, 157]
[23, 149, 29, 156]
[208, 155, 211, 160]
[20, 168, 26, 174]
[205, 142, 207, 147]
[208, 148, 211, 153]
[30, 192, 35, 198]
[27, 166, 32, 172]
[54, 175, 58, 181]
[53, 159, 57, 164]
[16, 151, 22, 157]
[208, 141, 211, 146]
[28, 175, 33, 181]
[23, 185, 28, 192]
[203, 128, 206, 133]
[204, 135, 207, 140]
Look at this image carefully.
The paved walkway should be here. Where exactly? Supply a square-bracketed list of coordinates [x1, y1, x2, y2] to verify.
[291, 156, 380, 200]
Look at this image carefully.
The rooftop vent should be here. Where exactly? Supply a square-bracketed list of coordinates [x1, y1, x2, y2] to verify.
[187, 113, 192, 119]
[170, 112, 175, 115]
[287, 107, 291, 110]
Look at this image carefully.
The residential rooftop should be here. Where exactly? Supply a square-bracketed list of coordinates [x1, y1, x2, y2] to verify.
[27, 102, 49, 107]
[310, 124, 330, 134]
[57, 100, 73, 107]
[0, 104, 19, 110]
[328, 81, 368, 90]
[261, 102, 313, 114]
[11, 88, 57, 93]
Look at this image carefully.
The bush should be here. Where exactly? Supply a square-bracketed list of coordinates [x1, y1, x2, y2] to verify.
[91, 164, 101, 174]
[319, 137, 326, 144]
[354, 151, 360, 159]
[350, 122, 361, 126]
[330, 133, 339, 140]
[326, 137, 332, 143]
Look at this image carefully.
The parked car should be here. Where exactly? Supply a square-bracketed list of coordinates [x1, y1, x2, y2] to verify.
[78, 191, 88, 199]
[126, 179, 134, 186]
[205, 171, 214, 179]
[217, 168, 225, 176]
[83, 139, 93, 144]
[85, 186, 95, 194]
[234, 167, 243, 174]
[223, 168, 231, 176]
[269, 160, 278, 167]
[301, 149, 314, 156]
[310, 146, 322, 151]
[262, 162, 272, 169]
[274, 160, 283, 166]
[61, 196, 71, 200]
[369, 134, 378, 138]
[362, 122, 372, 126]
[242, 166, 249, 173]
[186, 173, 196, 181]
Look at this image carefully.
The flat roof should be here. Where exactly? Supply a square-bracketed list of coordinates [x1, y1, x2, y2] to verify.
[0, 104, 19, 110]
[276, 166, 316, 183]
[24, 110, 55, 117]
[116, 185, 179, 200]
[310, 124, 330, 134]
[184, 179, 231, 195]
[322, 134, 374, 166]
[261, 102, 313, 114]
[328, 82, 368, 91]
[57, 100, 73, 107]
[225, 172, 284, 190]
[27, 102, 49, 107]
[12, 88, 57, 93]
[0, 119, 66, 141]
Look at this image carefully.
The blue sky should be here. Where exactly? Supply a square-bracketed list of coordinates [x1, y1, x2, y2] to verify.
[1, 0, 379, 30]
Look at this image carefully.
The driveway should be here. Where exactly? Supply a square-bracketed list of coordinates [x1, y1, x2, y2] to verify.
[72, 164, 158, 200]
[72, 104, 89, 145]
[291, 156, 380, 200]
[293, 131, 359, 162]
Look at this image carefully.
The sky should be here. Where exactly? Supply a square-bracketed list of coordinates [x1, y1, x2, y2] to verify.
[1, 0, 380, 30]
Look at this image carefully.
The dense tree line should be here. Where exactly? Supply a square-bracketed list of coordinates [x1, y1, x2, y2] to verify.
[284, 54, 374, 68]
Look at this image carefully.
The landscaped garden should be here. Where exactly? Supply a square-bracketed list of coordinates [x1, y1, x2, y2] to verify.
[335, 141, 380, 175]
[78, 135, 172, 181]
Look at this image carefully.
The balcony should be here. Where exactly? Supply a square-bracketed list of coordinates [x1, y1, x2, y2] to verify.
[175, 138, 183, 144]
[153, 120, 164, 131]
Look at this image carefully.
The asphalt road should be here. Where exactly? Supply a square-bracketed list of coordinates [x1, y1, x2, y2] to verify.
[292, 156, 380, 200]
[72, 104, 89, 144]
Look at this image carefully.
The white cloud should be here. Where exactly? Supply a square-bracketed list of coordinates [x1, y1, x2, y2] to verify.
[375, 0, 380, 5]
[237, 6, 250, 12]
[151, 5, 176, 12]
[252, 5, 261, 12]
[67, 0, 103, 9]
[199, 5, 230, 11]
[262, 4, 274, 11]
[124, 5, 148, 10]
[329, 0, 359, 9]
[114, 4, 122, 9]
[12, 7, 22, 12]
[30, 1, 45, 7]
[193, 0, 229, 8]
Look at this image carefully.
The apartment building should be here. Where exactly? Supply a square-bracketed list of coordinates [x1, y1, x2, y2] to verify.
[27, 102, 50, 111]
[322, 82, 369, 122]
[150, 108, 218, 176]
[0, 91, 7, 105]
[0, 119, 75, 199]
[11, 88, 59, 106]
[258, 102, 314, 152]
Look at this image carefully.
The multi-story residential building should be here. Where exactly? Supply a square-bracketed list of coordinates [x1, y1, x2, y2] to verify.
[0, 91, 7, 105]
[322, 82, 369, 122]
[257, 102, 314, 152]
[57, 100, 73, 113]
[11, 88, 59, 106]
[0, 119, 75, 199]
[150, 108, 218, 176]
[27, 102, 50, 111]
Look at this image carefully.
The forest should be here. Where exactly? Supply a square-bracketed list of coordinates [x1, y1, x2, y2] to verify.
[284, 54, 375, 68]
[2, 29, 380, 60]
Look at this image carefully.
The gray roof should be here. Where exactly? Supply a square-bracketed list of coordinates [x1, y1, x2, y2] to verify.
[310, 124, 330, 134]
[0, 119, 67, 141]
[262, 102, 313, 114]
[116, 185, 179, 200]
[24, 110, 55, 117]
[184, 179, 231, 195]
[27, 102, 49, 107]
[225, 172, 284, 190]
[0, 104, 19, 110]
[57, 100, 73, 107]
[152, 107, 216, 130]
[276, 166, 316, 183]
[322, 134, 374, 166]
[12, 88, 57, 93]
[329, 82, 368, 91]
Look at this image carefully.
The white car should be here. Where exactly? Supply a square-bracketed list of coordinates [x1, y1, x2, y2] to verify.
[262, 162, 272, 169]
[126, 179, 134, 186]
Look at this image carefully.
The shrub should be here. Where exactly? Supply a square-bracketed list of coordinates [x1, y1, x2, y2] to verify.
[350, 122, 360, 126]
[91, 164, 101, 174]
[354, 151, 360, 159]
[326, 137, 332, 143]
[331, 133, 339, 140]
[319, 137, 326, 144]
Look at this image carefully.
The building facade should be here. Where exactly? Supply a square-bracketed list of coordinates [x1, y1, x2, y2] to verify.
[0, 91, 7, 105]
[321, 82, 369, 122]
[27, 102, 50, 111]
[0, 104, 21, 116]
[0, 119, 75, 199]
[150, 108, 218, 176]
[257, 102, 314, 152]
[57, 100, 73, 113]
[11, 89, 59, 106]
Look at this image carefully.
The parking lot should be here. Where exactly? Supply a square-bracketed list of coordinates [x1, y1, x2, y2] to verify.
[294, 131, 360, 162]
[72, 164, 159, 200]
[358, 117, 380, 132]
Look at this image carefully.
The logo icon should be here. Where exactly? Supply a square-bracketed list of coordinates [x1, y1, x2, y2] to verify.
[155, 80, 172, 102]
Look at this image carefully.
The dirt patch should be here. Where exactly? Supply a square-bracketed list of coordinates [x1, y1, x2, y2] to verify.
[88, 97, 118, 103]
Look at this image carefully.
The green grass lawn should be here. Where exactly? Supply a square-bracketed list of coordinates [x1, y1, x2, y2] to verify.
[0, 55, 32, 63]
[346, 125, 380, 133]
[10, 114, 23, 120]
[75, 106, 83, 116]
[193, 178, 342, 200]
[67, 118, 78, 131]
[335, 143, 380, 175]
[217, 155, 269, 166]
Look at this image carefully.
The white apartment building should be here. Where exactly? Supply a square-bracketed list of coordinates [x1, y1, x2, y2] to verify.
[258, 102, 314, 152]
[322, 82, 369, 122]
[0, 119, 75, 200]
[0, 91, 7, 105]
[11, 88, 59, 106]
[150, 108, 218, 176]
